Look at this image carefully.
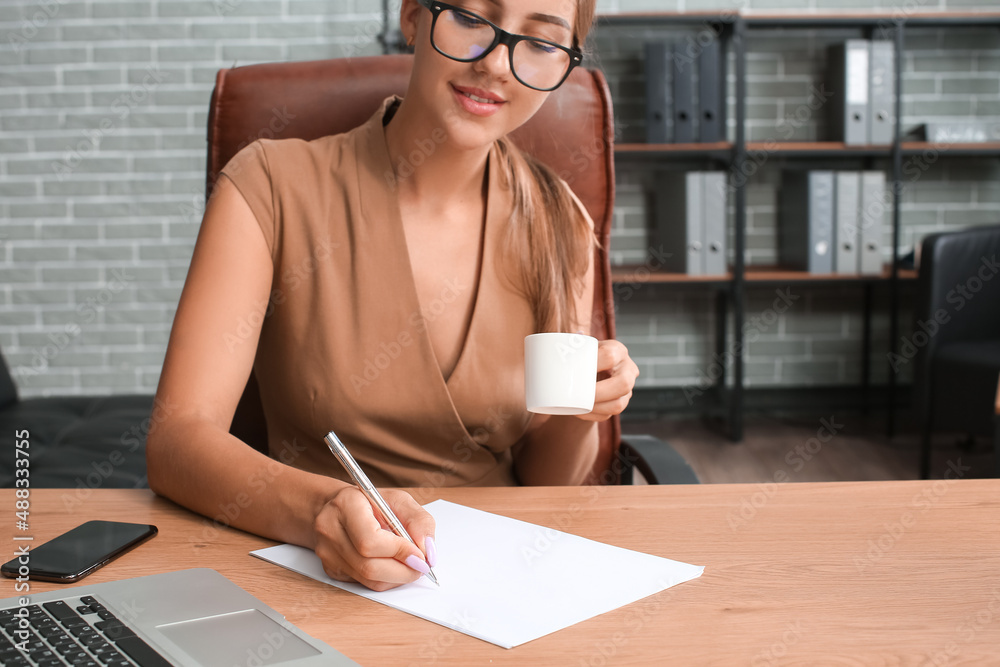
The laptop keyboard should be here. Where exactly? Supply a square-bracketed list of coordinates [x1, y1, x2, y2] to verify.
[0, 595, 171, 667]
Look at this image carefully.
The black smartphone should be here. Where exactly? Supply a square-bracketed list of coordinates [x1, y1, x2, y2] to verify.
[1, 520, 157, 583]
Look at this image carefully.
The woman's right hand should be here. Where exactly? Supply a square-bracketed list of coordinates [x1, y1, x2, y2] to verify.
[312, 486, 437, 592]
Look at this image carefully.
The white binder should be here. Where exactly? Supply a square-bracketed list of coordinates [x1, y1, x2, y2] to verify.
[829, 41, 869, 145]
[859, 171, 886, 275]
[702, 172, 727, 275]
[834, 171, 860, 274]
[868, 41, 895, 145]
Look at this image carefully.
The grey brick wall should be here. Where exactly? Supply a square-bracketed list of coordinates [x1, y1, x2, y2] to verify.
[1, 0, 997, 398]
[1, 0, 385, 396]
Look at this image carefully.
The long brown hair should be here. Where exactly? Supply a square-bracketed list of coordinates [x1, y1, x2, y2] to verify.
[497, 0, 598, 333]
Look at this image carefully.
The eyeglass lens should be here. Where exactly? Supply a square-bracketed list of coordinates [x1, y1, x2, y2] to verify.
[434, 8, 571, 91]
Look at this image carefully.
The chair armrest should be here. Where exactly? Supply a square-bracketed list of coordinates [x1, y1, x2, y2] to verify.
[618, 434, 700, 485]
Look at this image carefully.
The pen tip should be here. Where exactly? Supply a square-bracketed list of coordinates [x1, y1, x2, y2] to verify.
[427, 568, 440, 586]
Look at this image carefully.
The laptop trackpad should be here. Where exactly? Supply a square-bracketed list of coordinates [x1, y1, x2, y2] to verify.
[157, 609, 322, 664]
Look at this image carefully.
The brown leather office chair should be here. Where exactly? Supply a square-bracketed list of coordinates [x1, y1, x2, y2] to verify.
[205, 55, 696, 485]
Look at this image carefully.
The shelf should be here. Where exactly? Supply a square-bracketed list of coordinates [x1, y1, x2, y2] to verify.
[744, 13, 904, 28]
[597, 13, 738, 27]
[610, 266, 917, 285]
[743, 11, 1000, 28]
[596, 8, 988, 439]
[739, 142, 1000, 159]
[595, 10, 1000, 35]
[902, 12, 1000, 27]
[616, 142, 733, 160]
[745, 142, 892, 157]
[900, 141, 1000, 157]
[744, 266, 918, 283]
[611, 267, 731, 285]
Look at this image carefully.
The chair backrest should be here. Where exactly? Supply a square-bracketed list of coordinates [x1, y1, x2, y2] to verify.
[913, 223, 1000, 405]
[206, 54, 620, 484]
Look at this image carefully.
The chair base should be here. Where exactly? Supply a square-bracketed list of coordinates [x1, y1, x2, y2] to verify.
[619, 434, 700, 485]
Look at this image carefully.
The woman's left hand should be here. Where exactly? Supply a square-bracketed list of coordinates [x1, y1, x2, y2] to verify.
[576, 339, 639, 422]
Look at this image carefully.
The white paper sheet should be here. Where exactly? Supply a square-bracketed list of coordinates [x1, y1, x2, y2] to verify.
[250, 500, 703, 649]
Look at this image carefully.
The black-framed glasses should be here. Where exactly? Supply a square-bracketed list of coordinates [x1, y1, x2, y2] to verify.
[417, 0, 583, 92]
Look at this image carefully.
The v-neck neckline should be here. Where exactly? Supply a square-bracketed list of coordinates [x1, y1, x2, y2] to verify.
[360, 98, 497, 389]
[435, 158, 491, 384]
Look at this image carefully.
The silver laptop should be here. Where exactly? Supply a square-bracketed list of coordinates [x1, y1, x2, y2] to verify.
[0, 568, 360, 666]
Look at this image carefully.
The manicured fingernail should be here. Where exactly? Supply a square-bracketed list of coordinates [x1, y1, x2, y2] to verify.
[424, 536, 437, 568]
[405, 554, 430, 575]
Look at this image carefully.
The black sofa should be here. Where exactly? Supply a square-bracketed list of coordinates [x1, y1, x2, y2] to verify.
[0, 348, 154, 489]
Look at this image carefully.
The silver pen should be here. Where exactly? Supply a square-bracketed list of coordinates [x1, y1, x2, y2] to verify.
[323, 430, 440, 586]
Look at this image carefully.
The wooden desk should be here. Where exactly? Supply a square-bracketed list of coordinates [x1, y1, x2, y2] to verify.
[4, 482, 1000, 665]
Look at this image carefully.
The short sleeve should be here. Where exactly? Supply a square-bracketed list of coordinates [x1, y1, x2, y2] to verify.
[218, 140, 276, 255]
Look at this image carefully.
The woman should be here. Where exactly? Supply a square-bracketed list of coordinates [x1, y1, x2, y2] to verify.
[147, 0, 639, 591]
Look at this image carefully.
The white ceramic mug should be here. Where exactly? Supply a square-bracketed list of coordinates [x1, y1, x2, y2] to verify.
[524, 333, 598, 415]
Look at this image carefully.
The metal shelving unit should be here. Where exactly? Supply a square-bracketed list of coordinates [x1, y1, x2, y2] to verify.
[599, 10, 1000, 441]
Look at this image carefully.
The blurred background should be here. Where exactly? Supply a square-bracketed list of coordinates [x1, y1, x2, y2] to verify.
[1, 0, 997, 457]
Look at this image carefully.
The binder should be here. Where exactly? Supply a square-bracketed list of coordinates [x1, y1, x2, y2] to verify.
[701, 172, 727, 275]
[868, 41, 895, 145]
[834, 171, 860, 274]
[697, 36, 722, 143]
[859, 171, 886, 275]
[651, 171, 727, 276]
[645, 42, 672, 143]
[672, 42, 695, 143]
[828, 41, 869, 145]
[779, 171, 834, 274]
[651, 172, 703, 275]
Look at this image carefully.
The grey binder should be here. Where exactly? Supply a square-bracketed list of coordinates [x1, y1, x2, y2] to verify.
[697, 36, 722, 143]
[779, 171, 834, 274]
[651, 171, 703, 274]
[834, 171, 860, 274]
[859, 171, 886, 275]
[828, 41, 869, 145]
[869, 41, 895, 145]
[702, 172, 727, 275]
[645, 42, 672, 143]
[672, 42, 695, 143]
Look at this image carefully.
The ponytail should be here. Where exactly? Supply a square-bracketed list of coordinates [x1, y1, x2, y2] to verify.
[495, 136, 595, 333]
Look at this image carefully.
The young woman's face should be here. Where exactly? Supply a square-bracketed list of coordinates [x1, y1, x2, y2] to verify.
[404, 0, 578, 151]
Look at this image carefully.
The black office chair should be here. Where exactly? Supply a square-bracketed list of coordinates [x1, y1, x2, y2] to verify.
[912, 224, 1000, 479]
